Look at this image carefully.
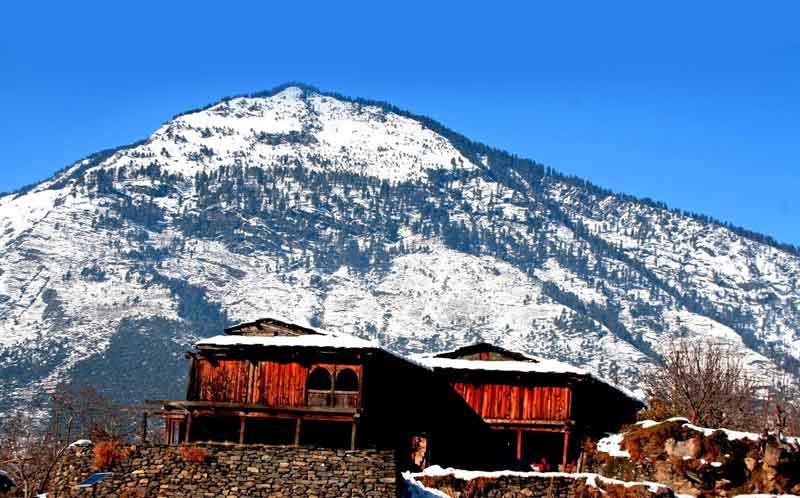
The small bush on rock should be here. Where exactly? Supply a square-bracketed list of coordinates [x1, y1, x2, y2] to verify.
[178, 445, 208, 463]
[92, 440, 131, 470]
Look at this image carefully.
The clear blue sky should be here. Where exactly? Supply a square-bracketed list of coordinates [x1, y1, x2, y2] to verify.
[1, 1, 798, 244]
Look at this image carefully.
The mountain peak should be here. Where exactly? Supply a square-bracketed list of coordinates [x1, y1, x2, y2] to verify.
[44, 83, 476, 185]
[1, 85, 799, 413]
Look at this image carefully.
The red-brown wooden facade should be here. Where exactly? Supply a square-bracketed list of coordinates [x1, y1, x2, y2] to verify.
[450, 382, 572, 423]
[152, 320, 641, 472]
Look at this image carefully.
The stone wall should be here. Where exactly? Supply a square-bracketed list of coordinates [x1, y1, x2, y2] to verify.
[408, 472, 674, 498]
[49, 442, 397, 498]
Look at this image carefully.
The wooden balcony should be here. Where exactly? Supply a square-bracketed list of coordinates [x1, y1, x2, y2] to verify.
[307, 389, 359, 409]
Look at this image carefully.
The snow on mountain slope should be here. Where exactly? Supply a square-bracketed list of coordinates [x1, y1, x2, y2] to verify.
[65, 86, 477, 184]
[0, 83, 798, 410]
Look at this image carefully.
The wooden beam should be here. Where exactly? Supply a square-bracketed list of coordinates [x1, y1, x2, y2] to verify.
[184, 409, 355, 423]
[562, 431, 570, 470]
[483, 418, 574, 426]
[294, 417, 302, 446]
[350, 421, 357, 450]
[488, 426, 569, 433]
[184, 413, 193, 443]
[239, 417, 246, 444]
[516, 429, 522, 461]
[145, 399, 359, 415]
[141, 412, 148, 443]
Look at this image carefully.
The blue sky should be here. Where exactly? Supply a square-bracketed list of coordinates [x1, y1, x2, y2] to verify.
[1, 1, 798, 244]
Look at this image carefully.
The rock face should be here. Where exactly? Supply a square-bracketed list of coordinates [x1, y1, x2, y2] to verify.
[591, 419, 800, 497]
[2, 83, 800, 412]
[49, 442, 397, 498]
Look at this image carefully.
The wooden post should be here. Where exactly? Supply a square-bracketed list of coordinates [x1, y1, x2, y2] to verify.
[184, 413, 192, 443]
[294, 416, 302, 446]
[562, 431, 570, 470]
[141, 412, 148, 443]
[350, 421, 357, 450]
[239, 416, 246, 444]
[516, 430, 523, 461]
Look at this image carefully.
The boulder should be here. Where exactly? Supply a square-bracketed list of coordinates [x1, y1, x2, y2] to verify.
[763, 442, 782, 467]
[664, 437, 700, 459]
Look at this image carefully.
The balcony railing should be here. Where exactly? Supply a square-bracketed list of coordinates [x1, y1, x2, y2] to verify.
[307, 390, 359, 409]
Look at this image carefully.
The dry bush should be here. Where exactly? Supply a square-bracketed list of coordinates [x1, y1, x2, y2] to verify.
[643, 340, 759, 431]
[178, 445, 208, 463]
[92, 440, 130, 470]
[637, 398, 679, 423]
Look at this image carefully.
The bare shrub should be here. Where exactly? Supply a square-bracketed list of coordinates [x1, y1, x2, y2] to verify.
[92, 440, 131, 470]
[0, 383, 134, 497]
[764, 373, 800, 436]
[178, 445, 208, 463]
[642, 340, 759, 430]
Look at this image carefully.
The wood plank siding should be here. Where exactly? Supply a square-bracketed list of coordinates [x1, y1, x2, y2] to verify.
[191, 359, 308, 406]
[189, 358, 362, 409]
[451, 382, 572, 422]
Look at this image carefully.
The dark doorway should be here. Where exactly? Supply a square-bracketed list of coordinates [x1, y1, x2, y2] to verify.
[244, 418, 296, 445]
[190, 416, 239, 443]
[300, 420, 352, 448]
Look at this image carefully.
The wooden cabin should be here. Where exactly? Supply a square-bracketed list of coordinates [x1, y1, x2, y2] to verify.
[152, 319, 640, 471]
[152, 319, 496, 470]
[415, 343, 643, 471]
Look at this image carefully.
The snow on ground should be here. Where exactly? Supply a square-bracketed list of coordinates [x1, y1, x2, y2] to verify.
[406, 465, 670, 493]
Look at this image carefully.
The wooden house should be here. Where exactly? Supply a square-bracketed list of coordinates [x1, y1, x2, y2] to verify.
[151, 319, 495, 470]
[152, 319, 641, 471]
[414, 343, 643, 470]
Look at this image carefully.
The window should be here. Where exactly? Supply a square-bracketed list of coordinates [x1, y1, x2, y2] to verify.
[335, 368, 359, 392]
[307, 367, 332, 391]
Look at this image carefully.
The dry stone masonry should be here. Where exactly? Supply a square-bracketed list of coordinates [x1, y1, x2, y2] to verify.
[49, 442, 397, 498]
[409, 472, 674, 498]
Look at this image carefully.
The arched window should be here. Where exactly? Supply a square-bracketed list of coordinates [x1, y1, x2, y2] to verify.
[335, 368, 359, 392]
[307, 367, 332, 391]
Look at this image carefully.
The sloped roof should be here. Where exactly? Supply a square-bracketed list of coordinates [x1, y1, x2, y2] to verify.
[414, 341, 643, 404]
[196, 317, 432, 370]
[414, 342, 586, 376]
[198, 317, 375, 350]
[224, 317, 324, 336]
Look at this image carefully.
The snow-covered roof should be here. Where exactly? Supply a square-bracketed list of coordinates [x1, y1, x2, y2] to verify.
[196, 332, 376, 350]
[195, 317, 432, 370]
[413, 342, 643, 403]
[412, 355, 587, 375]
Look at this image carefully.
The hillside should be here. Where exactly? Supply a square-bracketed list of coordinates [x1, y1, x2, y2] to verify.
[1, 83, 799, 410]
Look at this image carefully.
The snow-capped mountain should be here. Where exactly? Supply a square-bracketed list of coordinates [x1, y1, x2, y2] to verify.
[1, 84, 798, 409]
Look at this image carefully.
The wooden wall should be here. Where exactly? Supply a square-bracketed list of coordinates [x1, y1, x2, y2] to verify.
[450, 382, 572, 422]
[190, 358, 309, 407]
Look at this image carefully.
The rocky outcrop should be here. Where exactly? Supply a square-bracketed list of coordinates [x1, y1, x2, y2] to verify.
[49, 442, 397, 498]
[590, 419, 800, 497]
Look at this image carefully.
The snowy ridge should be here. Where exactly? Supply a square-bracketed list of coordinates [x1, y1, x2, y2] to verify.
[1, 84, 799, 410]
